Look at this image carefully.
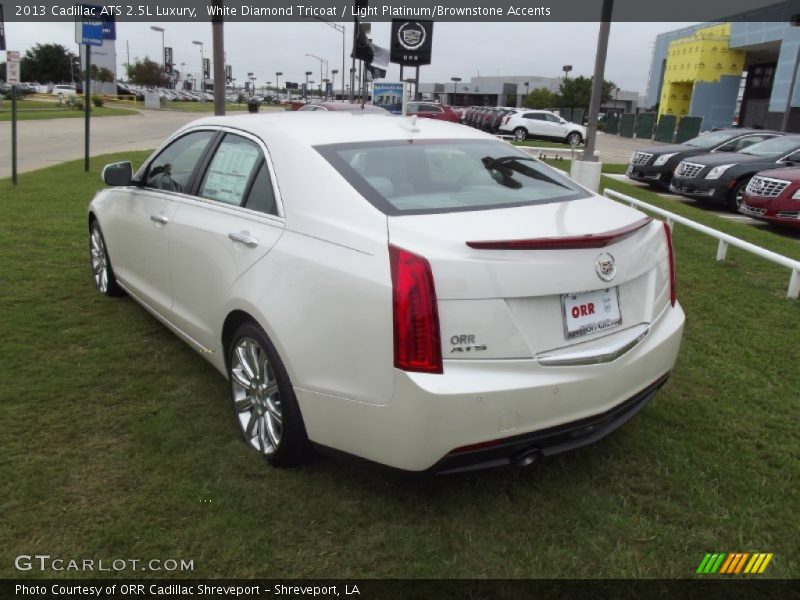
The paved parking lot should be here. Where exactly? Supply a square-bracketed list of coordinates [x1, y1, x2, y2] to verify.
[1, 112, 797, 242]
[0, 109, 644, 178]
[0, 107, 253, 177]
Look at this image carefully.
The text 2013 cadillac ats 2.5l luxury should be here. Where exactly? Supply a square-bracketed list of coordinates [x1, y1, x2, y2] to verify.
[88, 112, 684, 473]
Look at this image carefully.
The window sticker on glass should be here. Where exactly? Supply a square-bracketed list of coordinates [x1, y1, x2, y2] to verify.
[201, 136, 261, 206]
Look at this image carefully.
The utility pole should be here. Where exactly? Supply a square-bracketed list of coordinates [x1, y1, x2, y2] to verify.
[212, 0, 225, 115]
[582, 0, 613, 162]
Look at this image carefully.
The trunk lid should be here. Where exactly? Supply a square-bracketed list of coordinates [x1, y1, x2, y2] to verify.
[388, 196, 672, 360]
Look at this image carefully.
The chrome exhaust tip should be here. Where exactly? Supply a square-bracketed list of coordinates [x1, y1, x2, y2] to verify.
[513, 448, 540, 468]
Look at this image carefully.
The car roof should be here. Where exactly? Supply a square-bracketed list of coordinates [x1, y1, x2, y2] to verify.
[705, 128, 782, 135]
[304, 102, 389, 113]
[182, 112, 499, 146]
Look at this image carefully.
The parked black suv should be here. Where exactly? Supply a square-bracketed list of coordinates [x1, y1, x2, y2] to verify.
[626, 129, 782, 189]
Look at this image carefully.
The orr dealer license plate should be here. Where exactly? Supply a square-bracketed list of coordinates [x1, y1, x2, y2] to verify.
[562, 287, 622, 339]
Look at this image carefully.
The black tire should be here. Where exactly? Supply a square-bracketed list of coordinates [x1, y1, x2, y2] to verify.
[89, 220, 124, 297]
[513, 127, 528, 142]
[566, 131, 583, 146]
[227, 321, 311, 467]
[726, 178, 750, 212]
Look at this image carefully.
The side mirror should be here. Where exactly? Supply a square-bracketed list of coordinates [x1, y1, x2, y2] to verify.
[101, 161, 133, 186]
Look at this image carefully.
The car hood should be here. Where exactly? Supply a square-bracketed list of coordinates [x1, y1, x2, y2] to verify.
[750, 166, 800, 181]
[635, 144, 692, 155]
[681, 152, 773, 167]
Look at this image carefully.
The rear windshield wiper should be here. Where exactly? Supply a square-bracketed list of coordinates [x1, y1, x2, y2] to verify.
[481, 155, 570, 190]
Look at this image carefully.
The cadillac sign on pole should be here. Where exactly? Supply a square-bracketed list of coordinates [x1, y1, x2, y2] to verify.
[389, 19, 433, 66]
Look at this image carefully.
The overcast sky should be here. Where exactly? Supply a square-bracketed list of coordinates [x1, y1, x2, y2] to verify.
[4, 21, 696, 93]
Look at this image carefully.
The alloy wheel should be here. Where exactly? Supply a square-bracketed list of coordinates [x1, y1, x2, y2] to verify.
[90, 226, 109, 293]
[230, 337, 282, 454]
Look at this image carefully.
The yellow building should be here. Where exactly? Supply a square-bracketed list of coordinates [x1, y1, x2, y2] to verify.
[659, 23, 746, 120]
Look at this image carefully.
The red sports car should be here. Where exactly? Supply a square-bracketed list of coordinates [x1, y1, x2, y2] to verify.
[739, 167, 800, 229]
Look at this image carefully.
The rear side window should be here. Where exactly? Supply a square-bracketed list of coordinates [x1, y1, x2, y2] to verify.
[145, 131, 215, 193]
[317, 139, 588, 216]
[244, 163, 278, 216]
[523, 113, 546, 120]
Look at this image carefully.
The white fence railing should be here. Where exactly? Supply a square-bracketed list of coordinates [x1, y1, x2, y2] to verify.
[603, 188, 800, 300]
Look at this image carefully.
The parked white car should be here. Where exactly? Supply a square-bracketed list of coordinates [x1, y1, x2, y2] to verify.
[499, 109, 586, 145]
[88, 112, 684, 473]
[52, 84, 77, 98]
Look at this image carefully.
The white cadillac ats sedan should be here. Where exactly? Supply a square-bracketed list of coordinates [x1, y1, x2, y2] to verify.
[88, 112, 685, 473]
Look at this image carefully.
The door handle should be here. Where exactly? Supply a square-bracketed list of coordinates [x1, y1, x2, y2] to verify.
[150, 214, 169, 225]
[228, 232, 259, 248]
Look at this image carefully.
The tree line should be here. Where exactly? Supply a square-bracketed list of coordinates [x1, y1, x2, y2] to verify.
[0, 42, 167, 88]
[523, 76, 618, 111]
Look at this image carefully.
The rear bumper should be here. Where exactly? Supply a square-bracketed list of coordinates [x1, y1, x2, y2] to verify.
[430, 373, 668, 474]
[296, 303, 685, 472]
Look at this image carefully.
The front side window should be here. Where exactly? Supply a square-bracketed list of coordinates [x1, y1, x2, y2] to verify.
[199, 134, 262, 206]
[145, 131, 215, 193]
[731, 135, 772, 151]
[317, 139, 588, 215]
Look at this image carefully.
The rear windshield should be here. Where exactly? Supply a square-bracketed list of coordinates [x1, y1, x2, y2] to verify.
[316, 139, 588, 215]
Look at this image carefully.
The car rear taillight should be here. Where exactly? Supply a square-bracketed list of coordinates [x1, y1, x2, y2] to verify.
[389, 245, 443, 374]
[663, 222, 676, 306]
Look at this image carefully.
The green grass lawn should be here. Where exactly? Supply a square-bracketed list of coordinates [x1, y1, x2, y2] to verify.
[1, 155, 798, 579]
[0, 99, 139, 121]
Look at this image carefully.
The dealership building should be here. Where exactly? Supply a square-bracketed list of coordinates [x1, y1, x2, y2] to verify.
[418, 75, 642, 113]
[645, 1, 800, 131]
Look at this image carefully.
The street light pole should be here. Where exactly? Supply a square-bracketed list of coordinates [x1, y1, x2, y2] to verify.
[305, 71, 312, 99]
[332, 69, 339, 99]
[305, 54, 329, 96]
[313, 17, 347, 100]
[276, 71, 283, 98]
[451, 77, 461, 106]
[151, 26, 165, 87]
[192, 40, 204, 91]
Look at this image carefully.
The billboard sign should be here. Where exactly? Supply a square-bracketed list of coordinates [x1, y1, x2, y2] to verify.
[390, 19, 433, 66]
[373, 82, 403, 114]
[7, 57, 21, 84]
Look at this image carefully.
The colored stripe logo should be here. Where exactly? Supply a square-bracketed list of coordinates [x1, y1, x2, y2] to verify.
[696, 552, 773, 574]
